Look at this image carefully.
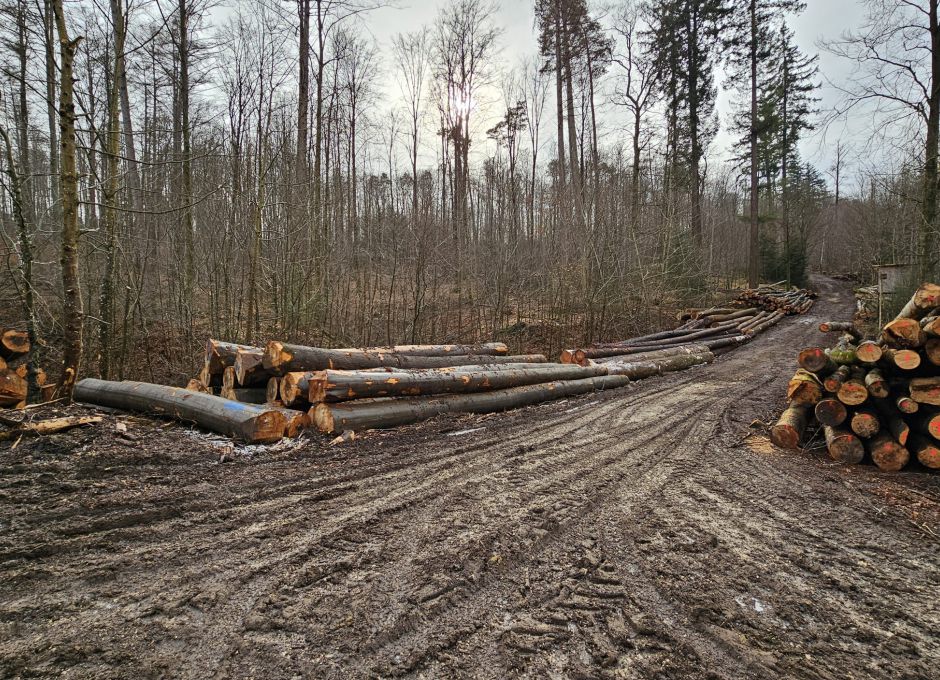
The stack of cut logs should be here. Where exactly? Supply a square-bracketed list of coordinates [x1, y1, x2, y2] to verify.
[772, 283, 940, 472]
[734, 286, 817, 314]
[69, 285, 816, 444]
[0, 329, 53, 407]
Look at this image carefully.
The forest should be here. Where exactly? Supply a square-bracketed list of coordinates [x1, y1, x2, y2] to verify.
[0, 0, 937, 396]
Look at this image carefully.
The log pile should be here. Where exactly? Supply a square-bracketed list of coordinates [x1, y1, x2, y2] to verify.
[771, 282, 940, 472]
[561, 284, 816, 367]
[734, 286, 817, 314]
[0, 328, 53, 407]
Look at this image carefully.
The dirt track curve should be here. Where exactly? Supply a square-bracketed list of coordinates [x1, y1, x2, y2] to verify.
[2, 275, 940, 679]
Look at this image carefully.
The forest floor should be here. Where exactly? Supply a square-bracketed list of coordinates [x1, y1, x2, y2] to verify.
[2, 276, 940, 679]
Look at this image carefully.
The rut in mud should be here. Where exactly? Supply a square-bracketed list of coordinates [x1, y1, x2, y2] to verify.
[1, 276, 939, 679]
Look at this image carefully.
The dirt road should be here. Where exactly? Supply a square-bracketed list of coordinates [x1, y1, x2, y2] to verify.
[2, 276, 939, 679]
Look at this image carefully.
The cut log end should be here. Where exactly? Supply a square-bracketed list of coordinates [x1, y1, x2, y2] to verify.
[770, 405, 807, 449]
[824, 426, 865, 464]
[868, 431, 910, 472]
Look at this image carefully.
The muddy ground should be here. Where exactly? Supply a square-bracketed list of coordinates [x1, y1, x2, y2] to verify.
[1, 276, 939, 679]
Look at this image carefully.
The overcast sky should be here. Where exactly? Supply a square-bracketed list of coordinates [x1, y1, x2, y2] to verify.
[355, 1, 878, 191]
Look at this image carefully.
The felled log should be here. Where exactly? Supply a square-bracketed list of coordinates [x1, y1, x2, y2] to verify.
[864, 368, 889, 398]
[856, 340, 883, 364]
[823, 365, 851, 393]
[0, 369, 28, 406]
[73, 379, 286, 443]
[603, 350, 714, 378]
[312, 374, 631, 433]
[867, 430, 910, 472]
[910, 377, 940, 406]
[896, 395, 920, 414]
[882, 318, 926, 348]
[204, 339, 257, 374]
[815, 399, 847, 427]
[770, 405, 807, 449]
[0, 415, 102, 441]
[798, 347, 835, 374]
[910, 433, 940, 468]
[882, 347, 921, 371]
[837, 368, 869, 406]
[0, 329, 29, 359]
[787, 370, 823, 406]
[185, 378, 211, 394]
[266, 377, 281, 404]
[829, 335, 857, 364]
[745, 310, 785, 336]
[872, 398, 911, 446]
[911, 410, 940, 440]
[849, 409, 880, 438]
[263, 341, 546, 373]
[922, 315, 940, 337]
[819, 321, 860, 339]
[588, 343, 713, 366]
[234, 348, 273, 386]
[823, 425, 864, 464]
[308, 363, 612, 403]
[892, 282, 940, 321]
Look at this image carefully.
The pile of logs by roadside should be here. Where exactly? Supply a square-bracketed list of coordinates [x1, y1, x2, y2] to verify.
[772, 282, 940, 472]
[734, 286, 817, 314]
[0, 329, 54, 408]
[560, 286, 816, 368]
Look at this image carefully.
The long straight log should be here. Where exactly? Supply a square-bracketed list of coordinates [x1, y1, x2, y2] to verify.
[263, 341, 546, 373]
[589, 344, 712, 366]
[312, 374, 631, 433]
[73, 379, 286, 443]
[824, 426, 864, 464]
[819, 321, 860, 339]
[603, 350, 714, 378]
[577, 329, 738, 361]
[309, 363, 612, 403]
[745, 310, 785, 336]
[771, 405, 807, 449]
[867, 430, 910, 472]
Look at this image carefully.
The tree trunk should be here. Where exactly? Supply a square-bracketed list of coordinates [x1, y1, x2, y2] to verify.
[922, 0, 940, 277]
[74, 378, 287, 443]
[204, 339, 259, 374]
[312, 374, 630, 433]
[814, 398, 847, 427]
[866, 430, 910, 472]
[747, 0, 759, 288]
[911, 433, 940, 468]
[52, 0, 83, 400]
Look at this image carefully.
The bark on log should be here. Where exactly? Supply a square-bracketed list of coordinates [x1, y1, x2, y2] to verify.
[744, 311, 785, 336]
[922, 315, 940, 337]
[771, 405, 807, 449]
[589, 344, 712, 366]
[787, 370, 823, 406]
[815, 399, 848, 427]
[829, 335, 857, 364]
[867, 430, 910, 472]
[309, 364, 612, 403]
[882, 318, 926, 348]
[883, 347, 921, 371]
[823, 425, 864, 464]
[312, 374, 631, 433]
[849, 409, 880, 438]
[73, 379, 286, 443]
[0, 329, 29, 358]
[603, 351, 714, 378]
[910, 433, 940, 468]
[818, 321, 860, 339]
[0, 415, 102, 441]
[855, 340, 884, 364]
[910, 377, 940, 406]
[892, 282, 940, 321]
